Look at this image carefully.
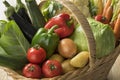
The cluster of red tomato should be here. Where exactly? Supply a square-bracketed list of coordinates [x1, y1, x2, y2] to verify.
[22, 13, 75, 79]
[22, 45, 63, 78]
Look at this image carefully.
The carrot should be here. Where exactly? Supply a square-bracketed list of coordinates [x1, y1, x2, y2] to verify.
[102, 0, 112, 16]
[105, 5, 113, 23]
[113, 14, 120, 40]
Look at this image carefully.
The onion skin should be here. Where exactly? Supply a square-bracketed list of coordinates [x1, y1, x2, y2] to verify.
[58, 38, 77, 58]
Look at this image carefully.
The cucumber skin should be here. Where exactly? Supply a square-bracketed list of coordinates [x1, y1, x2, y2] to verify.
[25, 0, 46, 29]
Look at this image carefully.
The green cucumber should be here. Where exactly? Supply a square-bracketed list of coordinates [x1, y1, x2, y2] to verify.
[25, 0, 46, 29]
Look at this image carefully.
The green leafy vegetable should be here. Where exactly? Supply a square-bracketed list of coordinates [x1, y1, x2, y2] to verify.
[111, 0, 120, 21]
[0, 20, 7, 37]
[41, 0, 63, 21]
[70, 18, 115, 58]
[88, 0, 98, 17]
[0, 20, 30, 70]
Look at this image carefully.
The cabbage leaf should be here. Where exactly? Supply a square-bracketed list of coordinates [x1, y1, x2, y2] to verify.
[70, 18, 115, 58]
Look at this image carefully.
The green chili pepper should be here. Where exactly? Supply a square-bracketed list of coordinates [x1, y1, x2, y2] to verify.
[31, 25, 60, 58]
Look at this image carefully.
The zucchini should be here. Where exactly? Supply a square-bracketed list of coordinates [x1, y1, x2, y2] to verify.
[25, 0, 46, 29]
[3, 0, 37, 43]
[16, 0, 32, 24]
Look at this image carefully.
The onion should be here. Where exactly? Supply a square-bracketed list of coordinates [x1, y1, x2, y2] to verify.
[58, 38, 77, 58]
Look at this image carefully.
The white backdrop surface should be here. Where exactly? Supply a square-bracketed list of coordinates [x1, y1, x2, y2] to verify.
[0, 0, 40, 20]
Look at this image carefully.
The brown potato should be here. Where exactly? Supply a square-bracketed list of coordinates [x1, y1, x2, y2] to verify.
[62, 59, 76, 73]
[49, 54, 64, 63]
[58, 38, 77, 58]
[70, 51, 89, 68]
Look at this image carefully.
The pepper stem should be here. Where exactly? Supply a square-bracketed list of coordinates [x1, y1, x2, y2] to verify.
[66, 18, 74, 27]
[48, 25, 58, 34]
[33, 44, 41, 50]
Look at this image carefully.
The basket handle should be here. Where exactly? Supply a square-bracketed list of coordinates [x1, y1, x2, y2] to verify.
[40, 0, 96, 69]
[56, 0, 96, 68]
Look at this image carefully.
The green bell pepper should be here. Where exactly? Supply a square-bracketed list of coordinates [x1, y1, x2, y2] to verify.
[31, 26, 60, 58]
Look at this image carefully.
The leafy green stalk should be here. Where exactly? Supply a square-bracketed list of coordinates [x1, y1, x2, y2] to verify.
[3, 0, 15, 19]
[0, 20, 7, 37]
[111, 0, 120, 21]
[0, 20, 30, 70]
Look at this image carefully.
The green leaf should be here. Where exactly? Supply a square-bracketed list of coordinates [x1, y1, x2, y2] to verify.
[41, 0, 63, 21]
[0, 20, 30, 70]
[88, 0, 97, 17]
[0, 20, 7, 37]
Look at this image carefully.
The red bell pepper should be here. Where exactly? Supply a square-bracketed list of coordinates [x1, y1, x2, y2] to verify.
[44, 13, 74, 38]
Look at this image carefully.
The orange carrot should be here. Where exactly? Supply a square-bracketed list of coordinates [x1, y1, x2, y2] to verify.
[105, 0, 116, 23]
[102, 0, 112, 16]
[113, 14, 120, 40]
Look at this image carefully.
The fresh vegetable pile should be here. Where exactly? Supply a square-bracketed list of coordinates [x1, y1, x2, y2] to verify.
[0, 0, 119, 79]
[89, 0, 120, 41]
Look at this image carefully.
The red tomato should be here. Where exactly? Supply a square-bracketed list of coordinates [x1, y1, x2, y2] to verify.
[95, 15, 108, 24]
[42, 60, 63, 78]
[23, 63, 42, 78]
[27, 46, 46, 64]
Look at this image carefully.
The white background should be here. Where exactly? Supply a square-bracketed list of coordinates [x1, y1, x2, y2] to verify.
[0, 0, 40, 20]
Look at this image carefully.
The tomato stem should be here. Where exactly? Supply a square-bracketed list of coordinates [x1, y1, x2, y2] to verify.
[50, 64, 56, 71]
[33, 44, 41, 50]
[28, 66, 35, 72]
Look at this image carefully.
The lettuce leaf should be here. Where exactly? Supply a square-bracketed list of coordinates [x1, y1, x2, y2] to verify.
[0, 20, 30, 70]
[41, 0, 63, 21]
[70, 18, 115, 58]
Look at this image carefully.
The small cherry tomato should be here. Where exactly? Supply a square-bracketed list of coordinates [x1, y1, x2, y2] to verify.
[95, 15, 108, 24]
[27, 45, 46, 64]
[42, 60, 63, 78]
[22, 63, 42, 78]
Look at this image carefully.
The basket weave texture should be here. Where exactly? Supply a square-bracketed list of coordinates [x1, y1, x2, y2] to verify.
[0, 0, 120, 80]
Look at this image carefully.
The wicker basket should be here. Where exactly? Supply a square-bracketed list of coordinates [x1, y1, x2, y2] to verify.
[0, 0, 120, 80]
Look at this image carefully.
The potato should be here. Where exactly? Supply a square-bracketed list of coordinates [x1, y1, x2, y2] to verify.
[58, 38, 77, 58]
[62, 59, 76, 73]
[49, 54, 64, 63]
[70, 51, 89, 68]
